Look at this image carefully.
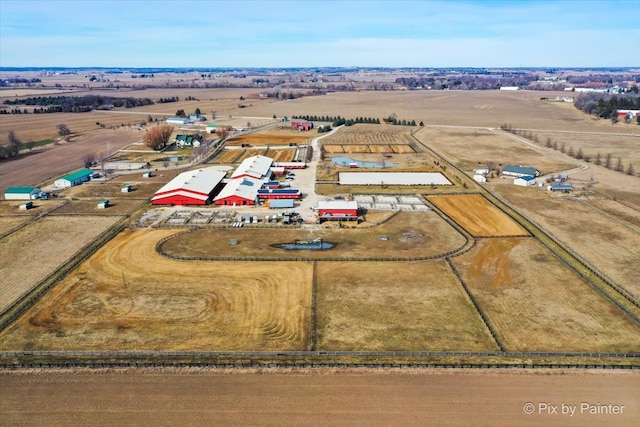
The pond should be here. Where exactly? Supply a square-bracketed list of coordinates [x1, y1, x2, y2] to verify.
[332, 156, 397, 168]
[272, 238, 335, 250]
[153, 156, 188, 163]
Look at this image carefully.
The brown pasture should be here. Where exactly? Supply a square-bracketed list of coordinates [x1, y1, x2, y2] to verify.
[61, 181, 162, 200]
[452, 238, 640, 352]
[0, 216, 30, 236]
[414, 127, 575, 174]
[205, 148, 244, 164]
[316, 260, 497, 351]
[0, 199, 66, 216]
[320, 124, 412, 145]
[323, 145, 345, 153]
[159, 212, 466, 260]
[50, 199, 145, 215]
[226, 130, 312, 147]
[0, 129, 142, 195]
[266, 148, 296, 162]
[428, 194, 528, 237]
[0, 216, 120, 313]
[233, 148, 269, 163]
[0, 229, 312, 351]
[491, 184, 640, 297]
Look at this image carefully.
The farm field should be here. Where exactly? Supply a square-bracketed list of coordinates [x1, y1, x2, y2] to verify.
[320, 124, 414, 145]
[0, 216, 121, 314]
[0, 229, 313, 351]
[414, 127, 575, 175]
[264, 147, 297, 162]
[451, 238, 640, 352]
[0, 129, 142, 195]
[0, 216, 30, 236]
[226, 127, 313, 146]
[159, 212, 467, 260]
[1, 369, 638, 427]
[323, 144, 416, 154]
[0, 199, 66, 216]
[316, 260, 497, 351]
[491, 184, 640, 297]
[428, 194, 529, 237]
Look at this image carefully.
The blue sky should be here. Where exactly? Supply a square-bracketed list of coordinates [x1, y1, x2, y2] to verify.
[0, 0, 638, 67]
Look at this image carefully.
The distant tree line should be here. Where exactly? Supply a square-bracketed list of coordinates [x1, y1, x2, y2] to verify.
[158, 96, 179, 103]
[573, 93, 640, 120]
[292, 115, 382, 126]
[2, 95, 154, 113]
[0, 77, 41, 86]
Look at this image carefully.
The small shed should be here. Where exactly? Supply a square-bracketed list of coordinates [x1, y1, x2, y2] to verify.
[548, 184, 573, 193]
[19, 201, 34, 210]
[268, 199, 295, 209]
[97, 199, 110, 209]
[143, 171, 153, 178]
[121, 184, 132, 193]
[473, 174, 487, 183]
[4, 186, 41, 200]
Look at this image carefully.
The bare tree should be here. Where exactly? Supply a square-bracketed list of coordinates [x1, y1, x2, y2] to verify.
[604, 153, 612, 169]
[615, 157, 624, 172]
[57, 123, 71, 141]
[82, 153, 96, 168]
[595, 152, 602, 165]
[626, 164, 635, 176]
[143, 125, 173, 150]
[7, 130, 20, 156]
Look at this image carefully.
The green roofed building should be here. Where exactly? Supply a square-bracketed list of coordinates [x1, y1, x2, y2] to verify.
[502, 165, 540, 178]
[4, 186, 41, 200]
[54, 168, 93, 188]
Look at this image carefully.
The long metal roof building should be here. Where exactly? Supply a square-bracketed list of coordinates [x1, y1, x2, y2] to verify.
[151, 168, 226, 205]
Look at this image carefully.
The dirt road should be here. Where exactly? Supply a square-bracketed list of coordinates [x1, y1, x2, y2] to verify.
[1, 369, 637, 426]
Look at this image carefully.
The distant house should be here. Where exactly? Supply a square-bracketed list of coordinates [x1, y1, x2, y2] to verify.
[474, 168, 489, 175]
[500, 86, 520, 91]
[189, 114, 206, 122]
[291, 120, 314, 131]
[473, 175, 487, 183]
[502, 165, 539, 178]
[616, 109, 640, 118]
[175, 134, 202, 148]
[166, 117, 191, 125]
[54, 168, 93, 188]
[514, 176, 536, 187]
[4, 186, 40, 200]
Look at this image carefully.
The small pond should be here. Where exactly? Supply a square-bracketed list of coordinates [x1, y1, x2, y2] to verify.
[332, 156, 397, 168]
[153, 156, 188, 163]
[272, 238, 335, 250]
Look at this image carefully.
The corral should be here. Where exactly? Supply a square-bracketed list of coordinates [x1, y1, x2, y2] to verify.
[451, 238, 640, 352]
[0, 216, 121, 314]
[428, 194, 529, 237]
[323, 144, 417, 154]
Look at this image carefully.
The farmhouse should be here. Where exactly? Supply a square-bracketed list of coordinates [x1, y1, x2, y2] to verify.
[500, 86, 520, 91]
[474, 168, 489, 175]
[175, 134, 202, 148]
[291, 120, 314, 131]
[231, 155, 274, 180]
[151, 167, 226, 205]
[514, 176, 536, 186]
[317, 200, 358, 221]
[54, 168, 93, 188]
[616, 109, 640, 118]
[473, 175, 487, 183]
[166, 117, 191, 125]
[502, 165, 539, 178]
[4, 186, 41, 200]
[213, 177, 264, 206]
[339, 172, 452, 186]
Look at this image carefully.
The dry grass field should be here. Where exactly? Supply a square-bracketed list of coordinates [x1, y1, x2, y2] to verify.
[62, 181, 161, 199]
[452, 238, 640, 352]
[316, 261, 497, 351]
[205, 148, 246, 164]
[414, 127, 575, 174]
[0, 229, 313, 351]
[0, 216, 30, 235]
[428, 194, 529, 237]
[264, 147, 297, 162]
[0, 216, 120, 314]
[0, 129, 142, 195]
[491, 185, 640, 297]
[324, 144, 417, 154]
[320, 124, 414, 145]
[160, 212, 466, 260]
[226, 128, 312, 146]
[50, 199, 145, 215]
[0, 199, 66, 216]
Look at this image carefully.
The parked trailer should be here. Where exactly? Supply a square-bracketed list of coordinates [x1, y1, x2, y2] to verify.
[19, 201, 34, 211]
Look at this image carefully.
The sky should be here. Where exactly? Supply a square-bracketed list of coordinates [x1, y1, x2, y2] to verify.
[0, 0, 638, 68]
